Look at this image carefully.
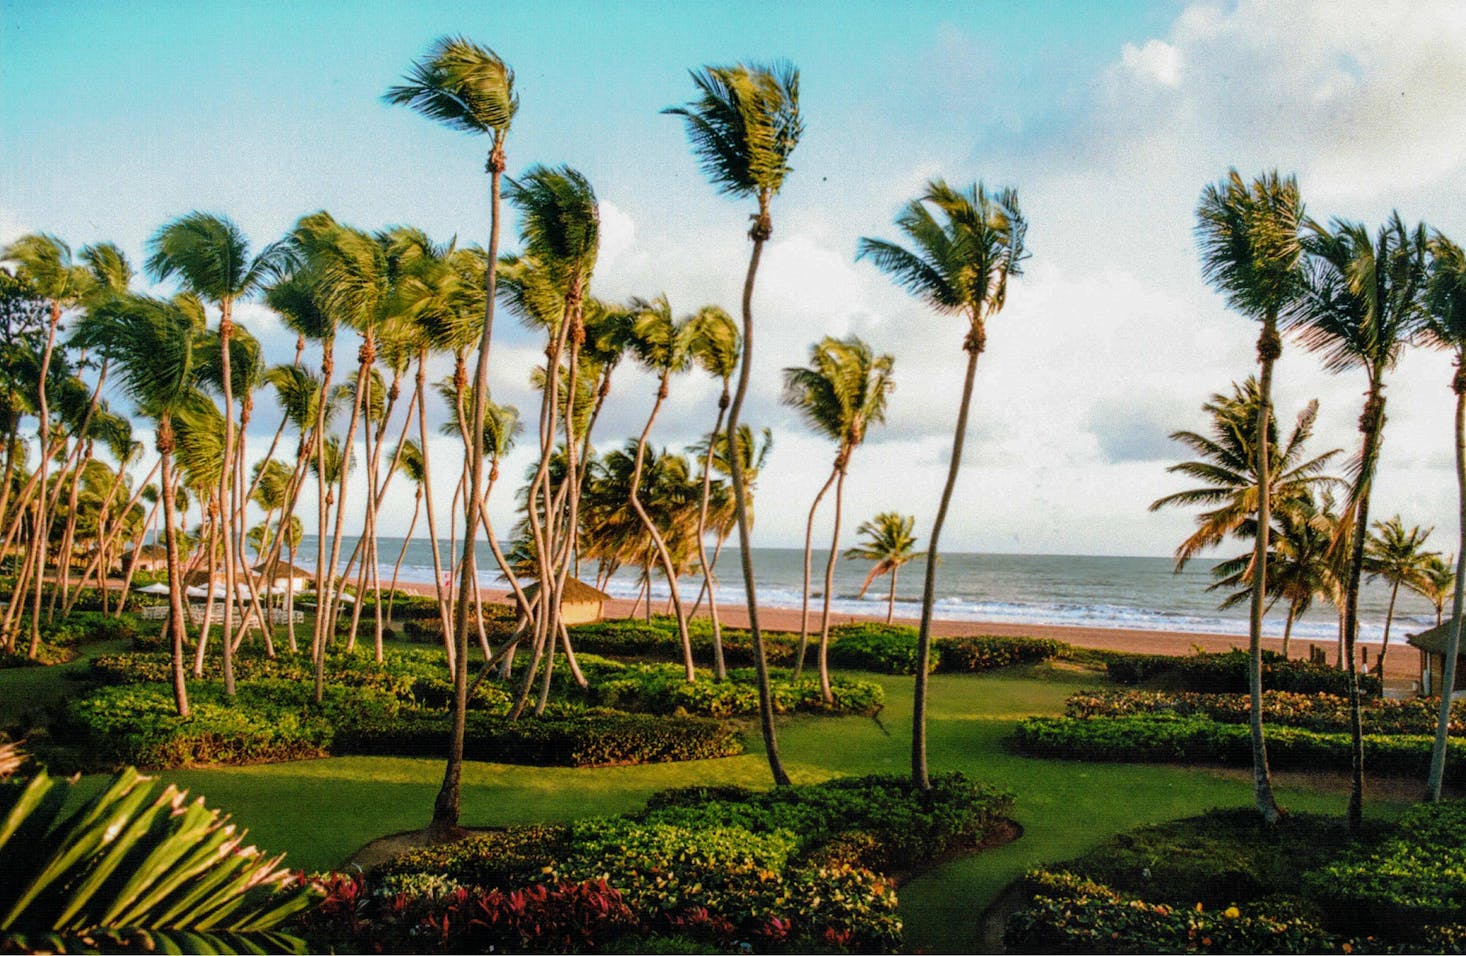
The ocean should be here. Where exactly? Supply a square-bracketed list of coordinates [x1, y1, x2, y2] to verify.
[297, 535, 1440, 646]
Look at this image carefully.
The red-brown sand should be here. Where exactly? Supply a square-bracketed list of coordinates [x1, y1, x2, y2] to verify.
[390, 580, 1419, 688]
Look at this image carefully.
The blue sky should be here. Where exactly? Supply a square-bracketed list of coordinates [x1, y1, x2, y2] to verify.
[4, 1, 1465, 557]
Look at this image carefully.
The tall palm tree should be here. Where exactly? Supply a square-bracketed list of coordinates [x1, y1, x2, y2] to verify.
[858, 179, 1028, 790]
[1289, 212, 1428, 830]
[845, 512, 919, 625]
[625, 296, 697, 680]
[782, 335, 895, 701]
[687, 305, 739, 678]
[1363, 517, 1435, 674]
[147, 212, 285, 697]
[666, 61, 802, 786]
[1269, 490, 1342, 658]
[1190, 170, 1306, 823]
[387, 35, 517, 831]
[87, 294, 206, 716]
[1420, 232, 1466, 801]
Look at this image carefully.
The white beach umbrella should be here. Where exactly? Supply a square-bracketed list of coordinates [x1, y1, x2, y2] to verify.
[135, 582, 172, 595]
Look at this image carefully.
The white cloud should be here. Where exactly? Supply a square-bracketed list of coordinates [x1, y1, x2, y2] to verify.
[1120, 39, 1182, 87]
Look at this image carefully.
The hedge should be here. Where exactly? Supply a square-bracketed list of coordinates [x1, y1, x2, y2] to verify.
[564, 656, 884, 717]
[334, 708, 745, 767]
[826, 623, 1064, 675]
[1013, 713, 1466, 781]
[1066, 688, 1465, 737]
[1106, 648, 1381, 697]
[567, 617, 804, 668]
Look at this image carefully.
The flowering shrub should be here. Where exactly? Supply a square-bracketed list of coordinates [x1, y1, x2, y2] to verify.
[1065, 689, 1465, 736]
[1004, 869, 1359, 954]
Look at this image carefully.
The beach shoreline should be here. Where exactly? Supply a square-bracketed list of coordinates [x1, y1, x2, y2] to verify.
[387, 580, 1419, 685]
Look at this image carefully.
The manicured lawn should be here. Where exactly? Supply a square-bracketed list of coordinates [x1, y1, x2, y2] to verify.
[0, 638, 128, 728]
[96, 659, 1405, 954]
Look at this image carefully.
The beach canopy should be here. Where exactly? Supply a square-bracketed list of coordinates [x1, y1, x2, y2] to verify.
[135, 582, 172, 595]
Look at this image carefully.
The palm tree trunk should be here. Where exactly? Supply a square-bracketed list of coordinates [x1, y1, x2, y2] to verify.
[27, 301, 62, 656]
[1342, 385, 1386, 833]
[1247, 322, 1282, 822]
[794, 466, 838, 681]
[914, 334, 983, 791]
[195, 513, 219, 677]
[887, 565, 898, 625]
[1378, 581, 1400, 674]
[816, 462, 848, 704]
[1281, 600, 1298, 659]
[435, 134, 506, 831]
[695, 396, 729, 678]
[310, 338, 335, 670]
[156, 418, 190, 718]
[216, 303, 239, 697]
[1428, 372, 1466, 801]
[387, 491, 422, 623]
[729, 198, 789, 786]
[415, 358, 454, 672]
[627, 372, 696, 682]
[320, 338, 373, 681]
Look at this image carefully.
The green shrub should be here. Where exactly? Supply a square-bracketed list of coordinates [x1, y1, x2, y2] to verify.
[1067, 688, 1465, 736]
[1013, 714, 1466, 781]
[825, 624, 1064, 675]
[1106, 648, 1381, 697]
[1004, 869, 1356, 954]
[335, 708, 745, 767]
[639, 771, 1014, 873]
[939, 635, 1064, 672]
[1304, 800, 1466, 937]
[568, 616, 804, 669]
[374, 825, 573, 889]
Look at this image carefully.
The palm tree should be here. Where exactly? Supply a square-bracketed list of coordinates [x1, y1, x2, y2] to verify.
[1289, 211, 1428, 830]
[625, 295, 698, 680]
[687, 305, 739, 678]
[86, 294, 206, 716]
[1420, 231, 1466, 801]
[386, 438, 427, 623]
[1411, 553, 1454, 628]
[845, 512, 919, 625]
[858, 179, 1028, 790]
[666, 61, 802, 786]
[782, 335, 895, 701]
[387, 35, 517, 831]
[147, 212, 285, 697]
[1149, 380, 1341, 564]
[1363, 517, 1435, 674]
[1189, 170, 1306, 823]
[0, 234, 91, 653]
[1269, 490, 1342, 658]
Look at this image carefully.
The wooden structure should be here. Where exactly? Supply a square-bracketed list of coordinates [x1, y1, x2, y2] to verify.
[123, 544, 169, 574]
[520, 578, 612, 626]
[1408, 618, 1466, 699]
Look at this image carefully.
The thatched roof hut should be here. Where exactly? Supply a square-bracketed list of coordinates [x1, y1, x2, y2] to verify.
[520, 578, 612, 625]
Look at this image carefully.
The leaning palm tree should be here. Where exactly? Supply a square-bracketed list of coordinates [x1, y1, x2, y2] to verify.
[1363, 516, 1435, 675]
[1288, 211, 1428, 830]
[782, 335, 895, 701]
[845, 512, 919, 625]
[1192, 170, 1305, 823]
[86, 294, 206, 716]
[147, 213, 285, 697]
[1420, 231, 1466, 801]
[686, 305, 739, 678]
[666, 61, 802, 785]
[387, 35, 517, 831]
[858, 179, 1028, 790]
[1269, 490, 1342, 658]
[624, 296, 697, 680]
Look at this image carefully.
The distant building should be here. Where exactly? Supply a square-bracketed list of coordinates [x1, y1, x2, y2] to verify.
[1407, 619, 1466, 699]
[123, 544, 169, 574]
[520, 578, 612, 626]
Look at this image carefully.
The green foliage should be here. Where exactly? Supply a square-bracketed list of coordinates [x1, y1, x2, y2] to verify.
[374, 825, 572, 890]
[0, 767, 313, 951]
[1305, 800, 1466, 936]
[563, 655, 884, 717]
[1067, 689, 1465, 736]
[1004, 869, 1355, 954]
[1105, 648, 1382, 697]
[637, 772, 1014, 873]
[335, 708, 744, 767]
[568, 617, 804, 668]
[1013, 713, 1466, 781]
[826, 623, 1063, 675]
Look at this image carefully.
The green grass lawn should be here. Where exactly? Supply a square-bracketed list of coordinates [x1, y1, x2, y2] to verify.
[2, 652, 1408, 953]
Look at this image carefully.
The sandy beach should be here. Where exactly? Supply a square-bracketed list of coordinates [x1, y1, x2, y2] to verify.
[389, 580, 1420, 686]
